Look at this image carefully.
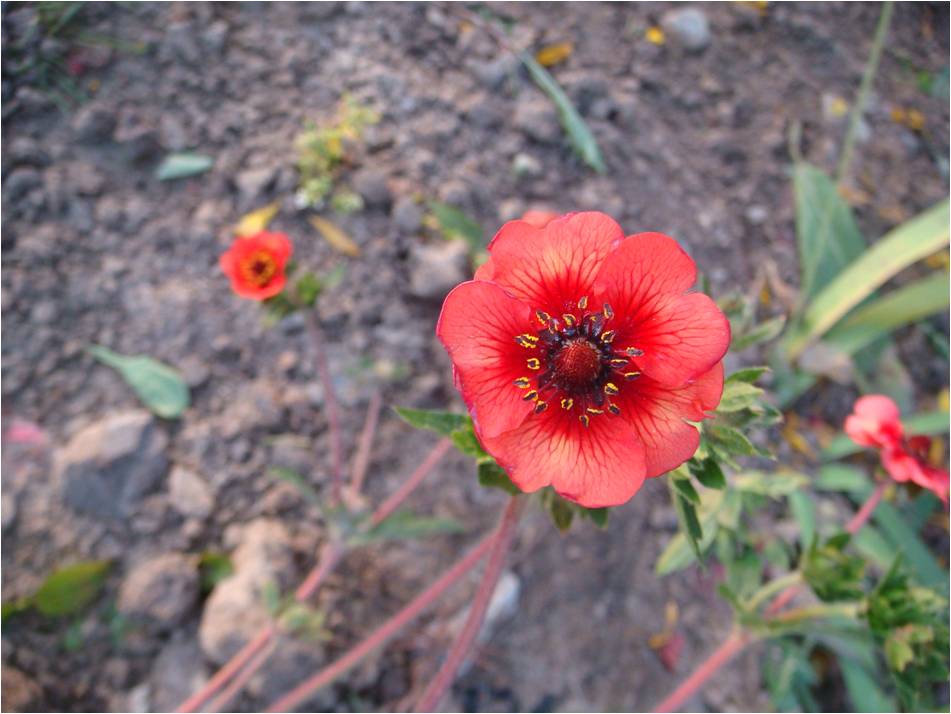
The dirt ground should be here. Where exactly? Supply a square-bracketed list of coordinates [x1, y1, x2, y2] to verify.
[2, 2, 948, 712]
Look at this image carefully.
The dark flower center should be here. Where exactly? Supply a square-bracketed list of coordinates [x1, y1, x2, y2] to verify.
[241, 250, 278, 286]
[512, 296, 644, 426]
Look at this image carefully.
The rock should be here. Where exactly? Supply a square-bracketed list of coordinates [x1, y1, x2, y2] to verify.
[202, 20, 229, 55]
[3, 167, 42, 202]
[512, 152, 543, 179]
[352, 168, 392, 208]
[72, 103, 116, 144]
[482, 570, 520, 638]
[235, 166, 277, 203]
[168, 466, 214, 519]
[179, 355, 210, 388]
[6, 137, 49, 167]
[148, 636, 208, 713]
[1, 667, 43, 711]
[163, 22, 201, 65]
[408, 240, 470, 300]
[661, 8, 711, 52]
[117, 553, 199, 629]
[514, 98, 561, 144]
[55, 410, 169, 519]
[471, 54, 519, 90]
[231, 519, 297, 583]
[68, 162, 106, 196]
[745, 205, 768, 225]
[392, 196, 423, 234]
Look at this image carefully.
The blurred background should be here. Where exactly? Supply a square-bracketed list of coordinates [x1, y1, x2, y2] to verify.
[1, 2, 948, 712]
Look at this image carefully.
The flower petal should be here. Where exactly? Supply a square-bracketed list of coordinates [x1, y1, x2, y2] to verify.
[436, 281, 537, 439]
[616, 363, 724, 478]
[481, 212, 624, 313]
[480, 407, 647, 507]
[594, 234, 729, 387]
[844, 395, 904, 449]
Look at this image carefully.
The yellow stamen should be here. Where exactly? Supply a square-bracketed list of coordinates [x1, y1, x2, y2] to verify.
[601, 330, 616, 343]
[560, 397, 574, 410]
[526, 358, 541, 370]
[604, 382, 619, 395]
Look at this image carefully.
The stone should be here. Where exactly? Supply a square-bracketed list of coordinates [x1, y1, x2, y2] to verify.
[471, 54, 519, 90]
[202, 20, 229, 55]
[148, 636, 208, 713]
[72, 103, 116, 144]
[514, 98, 561, 144]
[392, 196, 423, 234]
[168, 466, 214, 519]
[3, 167, 42, 201]
[55, 410, 169, 519]
[661, 8, 711, 52]
[1, 667, 42, 711]
[512, 152, 543, 179]
[179, 355, 210, 388]
[68, 161, 106, 196]
[407, 240, 470, 300]
[163, 22, 201, 65]
[6, 137, 49, 167]
[352, 168, 392, 208]
[117, 553, 199, 629]
[235, 166, 277, 203]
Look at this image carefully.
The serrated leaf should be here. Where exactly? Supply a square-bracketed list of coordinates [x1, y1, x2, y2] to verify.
[732, 314, 786, 351]
[689, 457, 726, 490]
[520, 53, 606, 173]
[726, 366, 770, 384]
[449, 424, 488, 460]
[669, 475, 704, 564]
[155, 152, 213, 181]
[356, 509, 465, 544]
[717, 381, 765, 412]
[393, 406, 470, 437]
[89, 345, 189, 418]
[235, 201, 281, 237]
[733, 470, 809, 497]
[707, 425, 762, 458]
[428, 201, 484, 254]
[34, 561, 111, 616]
[884, 631, 916, 672]
[308, 215, 361, 257]
[477, 461, 520, 495]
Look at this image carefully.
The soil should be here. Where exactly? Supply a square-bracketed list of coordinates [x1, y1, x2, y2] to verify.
[1, 2, 948, 713]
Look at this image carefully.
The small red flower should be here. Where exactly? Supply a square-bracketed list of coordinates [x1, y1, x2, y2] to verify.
[219, 231, 293, 300]
[520, 210, 560, 229]
[845, 395, 949, 503]
[436, 212, 730, 507]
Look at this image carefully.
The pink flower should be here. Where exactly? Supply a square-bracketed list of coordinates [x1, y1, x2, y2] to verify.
[845, 395, 949, 503]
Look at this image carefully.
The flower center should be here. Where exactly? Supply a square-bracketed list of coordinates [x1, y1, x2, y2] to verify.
[240, 251, 278, 286]
[511, 297, 644, 426]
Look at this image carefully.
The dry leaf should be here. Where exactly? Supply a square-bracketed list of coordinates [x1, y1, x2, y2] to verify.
[236, 201, 281, 237]
[645, 26, 665, 45]
[782, 412, 816, 459]
[308, 215, 361, 257]
[535, 42, 573, 67]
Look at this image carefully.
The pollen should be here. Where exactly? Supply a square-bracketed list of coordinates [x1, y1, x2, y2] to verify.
[523, 390, 538, 401]
[602, 303, 614, 319]
[515, 334, 539, 349]
[626, 347, 644, 357]
[601, 330, 616, 344]
[579, 414, 590, 428]
[577, 295, 588, 309]
[608, 403, 621, 415]
[586, 407, 604, 415]
[624, 371, 642, 381]
[535, 309, 551, 326]
[562, 313, 577, 327]
[560, 397, 574, 410]
[526, 358, 541, 370]
[513, 377, 532, 388]
[604, 382, 619, 395]
[534, 401, 548, 414]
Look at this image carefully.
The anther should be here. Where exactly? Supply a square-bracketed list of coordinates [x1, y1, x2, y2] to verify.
[534, 401, 548, 414]
[523, 390, 538, 401]
[560, 397, 574, 410]
[513, 377, 532, 388]
[515, 334, 539, 349]
[608, 403, 621, 415]
[577, 296, 589, 310]
[625, 347, 644, 357]
[604, 382, 619, 395]
[609, 357, 629, 368]
[586, 407, 604, 415]
[579, 414, 590, 428]
[624, 371, 642, 381]
[535, 309, 551, 326]
[562, 314, 577, 328]
[526, 358, 541, 370]
[602, 303, 614, 319]
[601, 330, 616, 344]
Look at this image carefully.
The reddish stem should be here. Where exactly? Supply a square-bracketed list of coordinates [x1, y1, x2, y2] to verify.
[207, 639, 277, 713]
[350, 391, 383, 495]
[265, 532, 498, 713]
[370, 438, 453, 527]
[308, 313, 344, 505]
[294, 541, 345, 602]
[413, 497, 523, 712]
[652, 481, 888, 712]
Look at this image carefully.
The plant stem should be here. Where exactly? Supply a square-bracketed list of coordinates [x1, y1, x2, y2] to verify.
[264, 532, 498, 713]
[349, 391, 383, 495]
[308, 312, 344, 505]
[767, 601, 863, 627]
[294, 540, 345, 603]
[653, 480, 888, 711]
[651, 629, 752, 713]
[744, 571, 802, 613]
[413, 497, 523, 712]
[836, 0, 894, 184]
[207, 639, 277, 713]
[370, 438, 453, 527]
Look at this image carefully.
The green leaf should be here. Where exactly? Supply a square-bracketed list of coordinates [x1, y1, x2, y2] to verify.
[428, 201, 484, 254]
[731, 315, 786, 351]
[884, 631, 916, 672]
[839, 658, 898, 713]
[477, 461, 520, 495]
[520, 53, 606, 173]
[801, 534, 866, 601]
[261, 580, 282, 617]
[581, 506, 609, 529]
[656, 491, 722, 576]
[788, 490, 816, 549]
[689, 457, 726, 490]
[355, 509, 466, 544]
[155, 152, 213, 181]
[726, 366, 770, 384]
[716, 381, 764, 413]
[198, 551, 234, 592]
[707, 425, 763, 458]
[89, 345, 189, 418]
[2, 597, 33, 622]
[671, 487, 703, 562]
[671, 471, 701, 505]
[870, 500, 945, 589]
[449, 423, 489, 461]
[793, 163, 867, 302]
[295, 272, 323, 307]
[733, 470, 809, 497]
[393, 406, 470, 437]
[822, 410, 950, 460]
[547, 496, 574, 532]
[815, 464, 870, 493]
[33, 561, 111, 617]
[786, 199, 950, 359]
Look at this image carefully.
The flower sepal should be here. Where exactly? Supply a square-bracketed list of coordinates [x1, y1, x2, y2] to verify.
[537, 488, 610, 532]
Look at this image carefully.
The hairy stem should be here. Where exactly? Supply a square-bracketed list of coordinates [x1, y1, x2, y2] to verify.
[349, 391, 383, 495]
[264, 532, 498, 713]
[370, 438, 453, 527]
[413, 497, 523, 711]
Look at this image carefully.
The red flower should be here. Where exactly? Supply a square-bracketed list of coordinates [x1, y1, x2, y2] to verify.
[845, 395, 949, 503]
[520, 210, 560, 229]
[219, 231, 293, 300]
[436, 212, 730, 507]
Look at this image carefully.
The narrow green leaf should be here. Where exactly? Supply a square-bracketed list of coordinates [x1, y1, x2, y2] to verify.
[733, 470, 809, 497]
[871, 500, 945, 588]
[449, 424, 489, 460]
[788, 490, 816, 548]
[656, 490, 722, 576]
[477, 461, 520, 495]
[198, 551, 234, 592]
[671, 472, 701, 505]
[787, 199, 950, 358]
[815, 464, 870, 493]
[672, 488, 704, 561]
[793, 163, 867, 301]
[356, 509, 466, 544]
[726, 366, 771, 384]
[823, 272, 950, 355]
[732, 315, 787, 351]
[689, 457, 727, 490]
[839, 657, 897, 713]
[34, 561, 111, 617]
[580, 506, 610, 529]
[89, 345, 189, 418]
[393, 406, 470, 437]
[155, 152, 213, 181]
[428, 201, 484, 254]
[520, 53, 606, 173]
